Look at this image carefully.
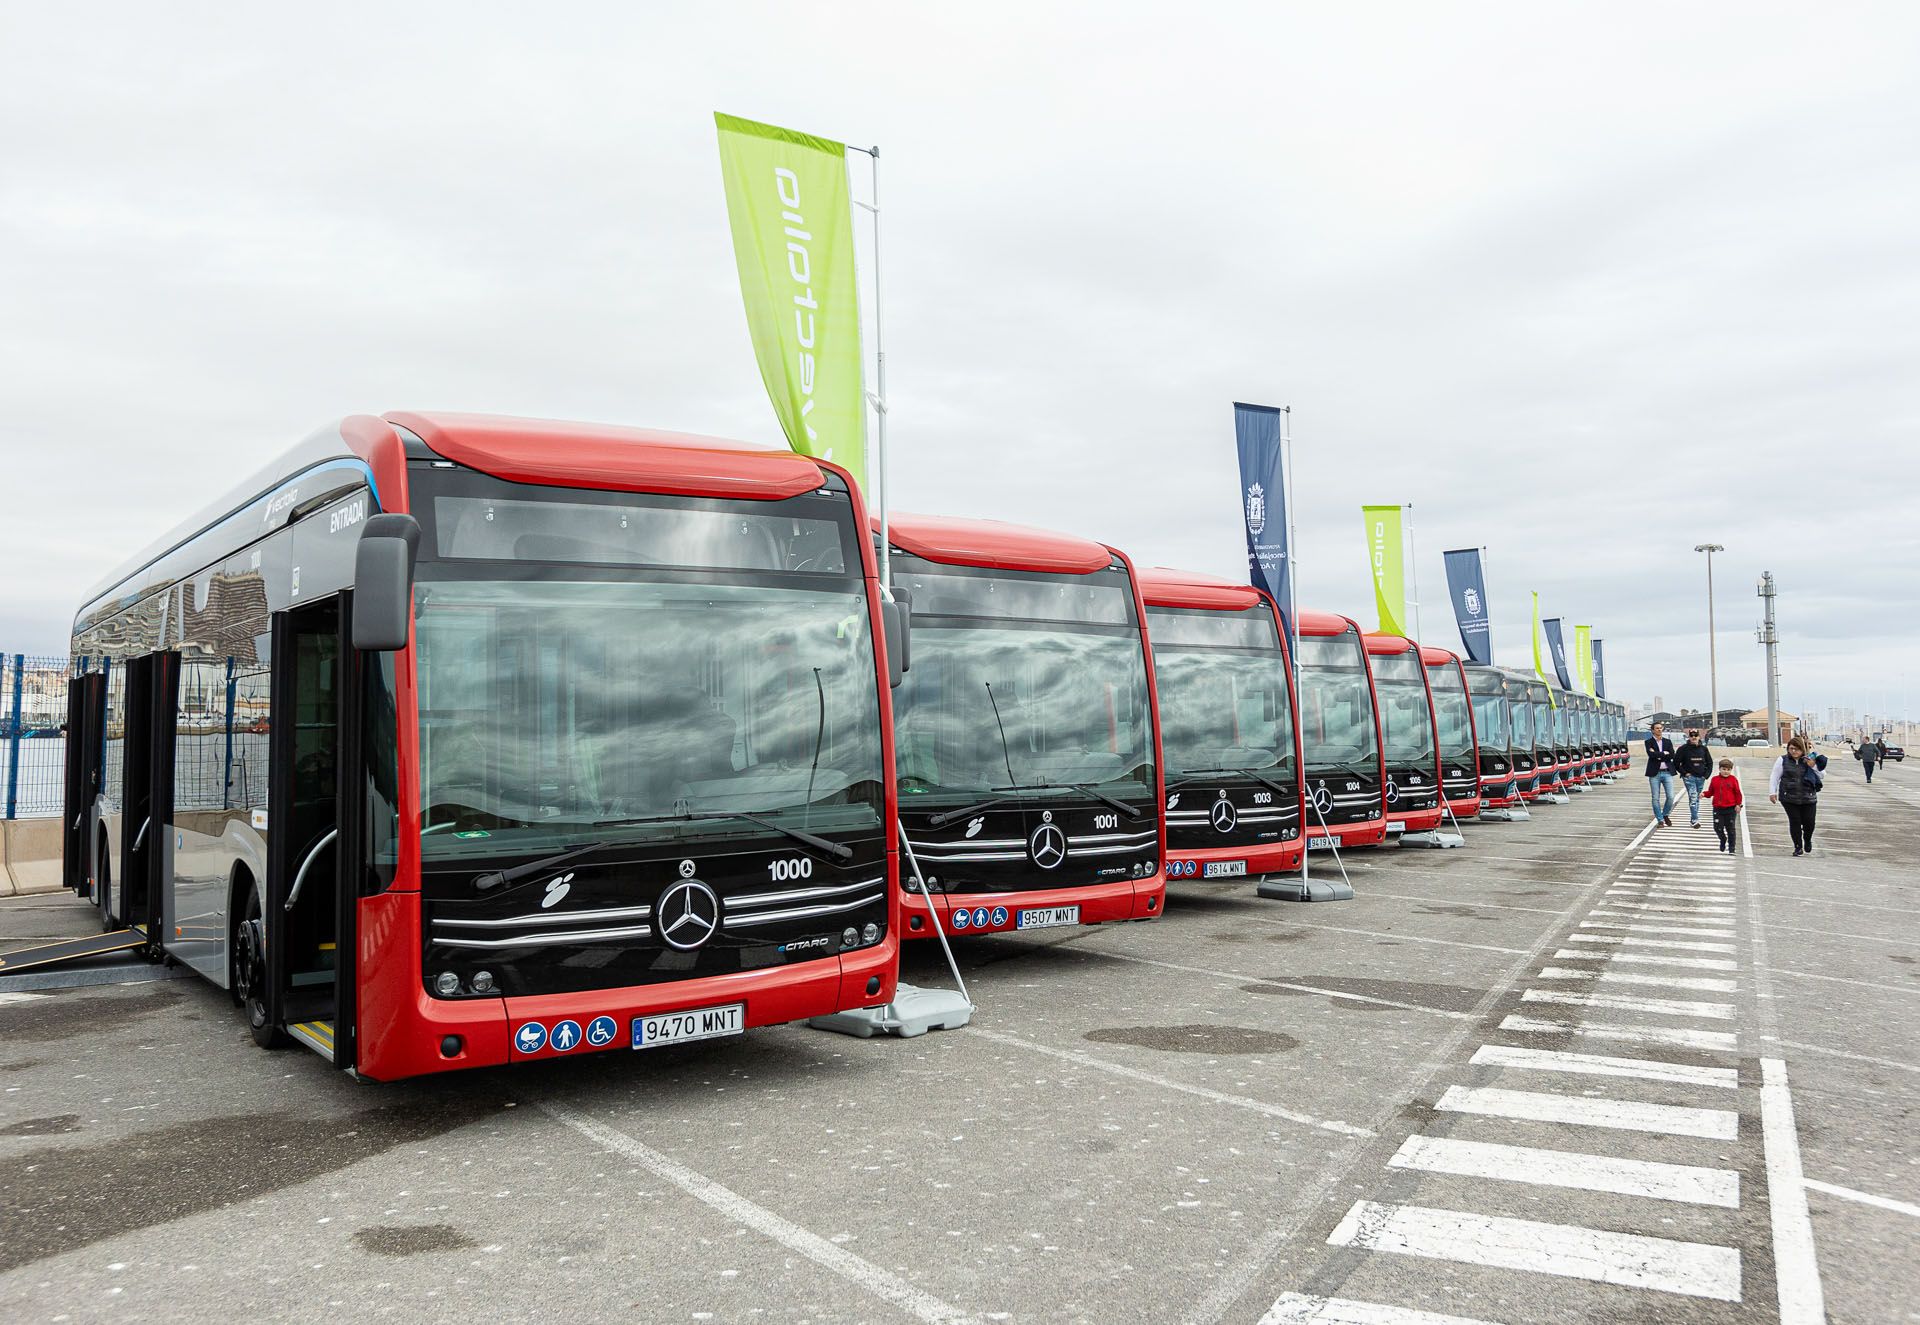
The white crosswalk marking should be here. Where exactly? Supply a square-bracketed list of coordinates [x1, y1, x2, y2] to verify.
[1581, 918, 1736, 937]
[1566, 932, 1735, 954]
[1536, 965, 1738, 992]
[1469, 1043, 1737, 1087]
[1521, 988, 1737, 1020]
[1553, 948, 1738, 970]
[1389, 1134, 1741, 1206]
[1326, 1201, 1742, 1301]
[1259, 1293, 1505, 1325]
[1436, 1084, 1738, 1138]
[1498, 1013, 1739, 1052]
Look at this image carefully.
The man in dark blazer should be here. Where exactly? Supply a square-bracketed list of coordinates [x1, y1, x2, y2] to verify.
[1644, 721, 1679, 827]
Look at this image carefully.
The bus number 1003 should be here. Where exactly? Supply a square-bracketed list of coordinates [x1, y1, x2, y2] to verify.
[768, 857, 814, 882]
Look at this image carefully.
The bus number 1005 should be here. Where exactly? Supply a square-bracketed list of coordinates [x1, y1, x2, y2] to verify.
[768, 857, 814, 882]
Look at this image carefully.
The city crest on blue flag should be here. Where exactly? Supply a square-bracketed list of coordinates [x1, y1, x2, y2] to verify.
[1442, 548, 1493, 665]
[1233, 403, 1291, 648]
[1543, 618, 1573, 690]
[1593, 639, 1607, 698]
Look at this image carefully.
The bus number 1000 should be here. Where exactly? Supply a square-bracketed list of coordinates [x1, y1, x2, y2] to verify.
[768, 857, 814, 882]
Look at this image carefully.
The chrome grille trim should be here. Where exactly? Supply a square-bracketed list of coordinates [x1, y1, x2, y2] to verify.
[725, 892, 886, 928]
[436, 923, 653, 950]
[723, 876, 885, 909]
[435, 904, 653, 929]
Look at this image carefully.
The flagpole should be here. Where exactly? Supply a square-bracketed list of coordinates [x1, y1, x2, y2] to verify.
[1406, 502, 1423, 644]
[850, 144, 889, 587]
[1283, 406, 1307, 893]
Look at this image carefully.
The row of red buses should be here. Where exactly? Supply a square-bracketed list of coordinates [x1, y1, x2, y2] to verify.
[1362, 634, 1444, 840]
[62, 413, 904, 1079]
[1294, 612, 1389, 850]
[1422, 646, 1483, 822]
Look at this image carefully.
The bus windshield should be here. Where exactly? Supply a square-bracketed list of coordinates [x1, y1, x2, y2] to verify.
[412, 478, 885, 864]
[1371, 651, 1434, 766]
[1296, 631, 1378, 770]
[1468, 673, 1509, 751]
[1147, 604, 1293, 779]
[1426, 662, 1475, 759]
[891, 558, 1153, 802]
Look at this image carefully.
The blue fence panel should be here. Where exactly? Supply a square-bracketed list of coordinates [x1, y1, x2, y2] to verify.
[2, 653, 78, 820]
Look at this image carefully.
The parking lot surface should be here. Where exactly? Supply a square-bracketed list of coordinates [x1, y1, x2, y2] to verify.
[2, 759, 1915, 1323]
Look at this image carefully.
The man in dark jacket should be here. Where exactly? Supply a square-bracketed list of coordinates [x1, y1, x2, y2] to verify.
[1644, 722, 1679, 827]
[1859, 737, 1880, 784]
[1675, 728, 1714, 827]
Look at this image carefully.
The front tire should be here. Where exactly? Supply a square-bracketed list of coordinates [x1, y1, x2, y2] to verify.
[235, 887, 287, 1049]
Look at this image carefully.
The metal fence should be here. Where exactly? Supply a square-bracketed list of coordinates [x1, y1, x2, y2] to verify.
[2, 654, 72, 819]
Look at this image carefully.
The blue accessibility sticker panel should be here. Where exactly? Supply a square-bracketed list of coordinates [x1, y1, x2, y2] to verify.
[514, 1022, 547, 1053]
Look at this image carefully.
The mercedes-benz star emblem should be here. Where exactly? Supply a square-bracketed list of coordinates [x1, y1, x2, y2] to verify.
[1385, 776, 1400, 805]
[658, 878, 720, 950]
[1209, 799, 1238, 833]
[1312, 782, 1334, 816]
[1029, 822, 1067, 870]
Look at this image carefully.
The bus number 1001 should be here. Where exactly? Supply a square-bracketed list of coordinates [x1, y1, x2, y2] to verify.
[767, 857, 814, 882]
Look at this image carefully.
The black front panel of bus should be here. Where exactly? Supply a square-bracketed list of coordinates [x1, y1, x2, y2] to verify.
[1304, 771, 1381, 825]
[1163, 779, 1301, 851]
[420, 835, 886, 999]
[902, 800, 1156, 896]
[1384, 764, 1439, 814]
[1440, 759, 1478, 802]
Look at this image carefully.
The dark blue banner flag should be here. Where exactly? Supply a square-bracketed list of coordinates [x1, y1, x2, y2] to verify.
[1593, 639, 1607, 698]
[1233, 402, 1291, 649]
[1442, 547, 1492, 664]
[1543, 618, 1572, 689]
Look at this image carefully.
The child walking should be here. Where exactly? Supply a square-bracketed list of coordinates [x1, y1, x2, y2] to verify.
[1707, 758, 1744, 853]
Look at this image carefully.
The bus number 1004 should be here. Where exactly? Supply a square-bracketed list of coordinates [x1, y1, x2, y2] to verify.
[767, 857, 814, 882]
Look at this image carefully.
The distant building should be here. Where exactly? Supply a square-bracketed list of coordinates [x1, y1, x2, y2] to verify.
[1740, 709, 1797, 739]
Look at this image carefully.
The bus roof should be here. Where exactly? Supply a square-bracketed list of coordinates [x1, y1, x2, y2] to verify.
[388, 412, 824, 502]
[1418, 643, 1461, 666]
[1362, 632, 1418, 657]
[1136, 567, 1265, 612]
[884, 512, 1115, 575]
[1297, 609, 1362, 637]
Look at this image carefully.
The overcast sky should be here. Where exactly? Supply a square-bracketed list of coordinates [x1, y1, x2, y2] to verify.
[3, 3, 1916, 722]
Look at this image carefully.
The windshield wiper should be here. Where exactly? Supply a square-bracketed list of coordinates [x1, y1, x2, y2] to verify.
[593, 810, 854, 862]
[992, 782, 1145, 819]
[1314, 761, 1371, 780]
[1169, 767, 1296, 797]
[472, 839, 632, 894]
[927, 795, 1014, 829]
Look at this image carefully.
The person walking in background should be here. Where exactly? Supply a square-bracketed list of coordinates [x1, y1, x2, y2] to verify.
[1858, 735, 1880, 784]
[1644, 721, 1679, 827]
[1707, 757, 1744, 853]
[1675, 727, 1714, 829]
[1770, 735, 1824, 857]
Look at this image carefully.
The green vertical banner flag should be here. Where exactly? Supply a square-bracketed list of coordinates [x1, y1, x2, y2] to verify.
[1574, 625, 1595, 697]
[715, 112, 867, 487]
[1362, 504, 1408, 637]
[1531, 591, 1556, 703]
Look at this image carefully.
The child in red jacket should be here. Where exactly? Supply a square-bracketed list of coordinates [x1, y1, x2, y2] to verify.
[1706, 758, 1744, 853]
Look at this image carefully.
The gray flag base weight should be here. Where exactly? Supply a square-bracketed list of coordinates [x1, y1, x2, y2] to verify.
[811, 824, 976, 1040]
[1257, 800, 1356, 901]
[1479, 805, 1531, 821]
[1400, 829, 1466, 848]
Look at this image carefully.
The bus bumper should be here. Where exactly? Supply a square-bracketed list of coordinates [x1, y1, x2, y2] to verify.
[902, 874, 1163, 938]
[1164, 838, 1305, 882]
[1306, 817, 1387, 849]
[1388, 806, 1445, 835]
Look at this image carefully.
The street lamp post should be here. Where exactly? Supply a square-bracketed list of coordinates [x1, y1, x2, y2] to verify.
[1694, 543, 1723, 731]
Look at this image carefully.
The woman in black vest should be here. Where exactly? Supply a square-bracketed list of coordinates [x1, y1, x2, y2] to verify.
[1769, 736, 1824, 856]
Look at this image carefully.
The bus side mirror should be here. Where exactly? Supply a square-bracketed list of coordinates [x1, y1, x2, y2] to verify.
[883, 593, 911, 689]
[352, 514, 421, 652]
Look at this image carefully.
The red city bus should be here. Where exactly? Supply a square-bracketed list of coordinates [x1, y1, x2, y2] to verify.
[1294, 611, 1388, 849]
[1138, 568, 1305, 884]
[62, 413, 900, 1080]
[1362, 634, 1445, 840]
[1419, 644, 1483, 821]
[886, 514, 1165, 936]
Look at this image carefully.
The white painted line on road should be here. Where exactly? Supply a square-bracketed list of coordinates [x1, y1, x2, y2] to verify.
[1567, 933, 1735, 954]
[1469, 1043, 1737, 1089]
[1753, 920, 1920, 948]
[1235, 915, 1529, 956]
[1763, 1036, 1920, 1076]
[1760, 1058, 1827, 1324]
[968, 1026, 1375, 1137]
[1344, 890, 1560, 916]
[1740, 805, 1753, 858]
[1592, 901, 1736, 915]
[1554, 948, 1738, 971]
[1746, 892, 1920, 916]
[1325, 1200, 1741, 1301]
[538, 1103, 974, 1324]
[1436, 1084, 1737, 1138]
[1498, 1014, 1738, 1053]
[1582, 918, 1736, 937]
[1624, 818, 1659, 851]
[1259, 1292, 1504, 1325]
[1803, 1179, 1920, 1220]
[1390, 1134, 1740, 1207]
[1089, 949, 1475, 1020]
[1606, 888, 1736, 899]
[1522, 989, 1736, 1020]
[0, 991, 48, 1008]
[1537, 966, 1737, 993]
[1761, 966, 1920, 996]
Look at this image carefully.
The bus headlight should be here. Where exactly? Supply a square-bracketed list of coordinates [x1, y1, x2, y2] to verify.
[862, 922, 879, 944]
[470, 970, 495, 994]
[434, 971, 460, 996]
[842, 927, 860, 948]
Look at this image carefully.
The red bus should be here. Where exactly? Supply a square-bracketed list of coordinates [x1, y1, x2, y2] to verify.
[1138, 568, 1305, 883]
[63, 412, 900, 1079]
[1362, 634, 1445, 840]
[886, 514, 1165, 936]
[1420, 643, 1483, 821]
[1294, 611, 1388, 849]
[1463, 663, 1528, 820]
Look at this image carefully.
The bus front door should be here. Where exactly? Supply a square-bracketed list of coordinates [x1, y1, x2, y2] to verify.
[62, 670, 107, 900]
[263, 596, 362, 1069]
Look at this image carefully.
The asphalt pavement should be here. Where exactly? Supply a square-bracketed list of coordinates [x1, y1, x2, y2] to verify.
[1, 759, 1914, 1323]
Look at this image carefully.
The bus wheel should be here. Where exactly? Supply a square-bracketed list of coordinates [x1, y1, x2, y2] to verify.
[235, 889, 287, 1050]
[96, 845, 112, 930]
